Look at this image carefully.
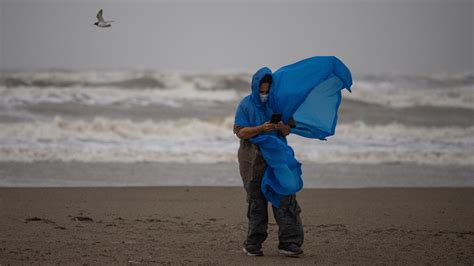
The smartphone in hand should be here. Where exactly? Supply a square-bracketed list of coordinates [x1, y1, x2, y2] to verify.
[270, 113, 282, 124]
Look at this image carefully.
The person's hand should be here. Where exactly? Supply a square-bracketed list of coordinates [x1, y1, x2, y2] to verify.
[259, 121, 275, 132]
[275, 122, 291, 136]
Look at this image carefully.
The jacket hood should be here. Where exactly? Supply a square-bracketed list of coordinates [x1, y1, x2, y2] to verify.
[250, 67, 273, 107]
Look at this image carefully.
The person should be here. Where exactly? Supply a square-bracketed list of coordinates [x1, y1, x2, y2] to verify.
[233, 68, 304, 257]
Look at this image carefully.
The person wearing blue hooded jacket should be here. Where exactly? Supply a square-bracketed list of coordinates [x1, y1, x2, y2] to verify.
[233, 67, 304, 257]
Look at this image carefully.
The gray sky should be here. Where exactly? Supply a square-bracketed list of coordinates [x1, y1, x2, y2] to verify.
[0, 0, 472, 75]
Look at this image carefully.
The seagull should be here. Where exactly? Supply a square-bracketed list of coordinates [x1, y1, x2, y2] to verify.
[93, 9, 114, 28]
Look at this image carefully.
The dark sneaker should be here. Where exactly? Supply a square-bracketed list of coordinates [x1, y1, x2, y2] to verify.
[278, 243, 303, 257]
[242, 246, 264, 256]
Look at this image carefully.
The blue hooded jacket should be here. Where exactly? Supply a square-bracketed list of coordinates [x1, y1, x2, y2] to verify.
[234, 67, 282, 139]
[234, 56, 352, 208]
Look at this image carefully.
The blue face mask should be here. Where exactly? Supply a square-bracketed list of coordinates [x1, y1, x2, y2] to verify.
[259, 93, 268, 103]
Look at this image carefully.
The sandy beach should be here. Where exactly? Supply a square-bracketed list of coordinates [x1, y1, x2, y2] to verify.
[1, 1, 473, 265]
[1, 187, 473, 264]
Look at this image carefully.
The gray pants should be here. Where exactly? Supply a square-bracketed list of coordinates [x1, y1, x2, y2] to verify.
[243, 176, 304, 251]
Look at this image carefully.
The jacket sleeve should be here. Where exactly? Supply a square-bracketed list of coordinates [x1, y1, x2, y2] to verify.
[234, 100, 251, 128]
[233, 100, 251, 139]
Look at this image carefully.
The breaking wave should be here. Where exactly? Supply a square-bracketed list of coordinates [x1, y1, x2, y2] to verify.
[348, 72, 474, 109]
[1, 70, 473, 109]
[0, 86, 239, 108]
[0, 116, 472, 165]
[0, 70, 252, 90]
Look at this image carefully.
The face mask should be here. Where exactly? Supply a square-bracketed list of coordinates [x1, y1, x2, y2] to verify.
[259, 94, 268, 103]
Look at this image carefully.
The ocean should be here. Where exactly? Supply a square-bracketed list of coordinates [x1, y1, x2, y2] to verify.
[0, 70, 473, 187]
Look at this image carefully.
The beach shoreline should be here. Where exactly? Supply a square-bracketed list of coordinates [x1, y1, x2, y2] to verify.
[1, 187, 473, 264]
[1, 161, 473, 188]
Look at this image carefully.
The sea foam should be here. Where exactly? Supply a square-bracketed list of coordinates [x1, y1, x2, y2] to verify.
[0, 116, 472, 165]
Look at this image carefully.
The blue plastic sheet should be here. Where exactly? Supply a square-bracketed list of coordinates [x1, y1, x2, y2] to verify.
[234, 56, 353, 207]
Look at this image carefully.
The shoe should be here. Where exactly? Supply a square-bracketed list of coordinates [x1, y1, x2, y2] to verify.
[278, 243, 303, 257]
[242, 246, 264, 256]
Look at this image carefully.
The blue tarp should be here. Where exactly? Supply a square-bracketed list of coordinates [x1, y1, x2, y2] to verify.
[234, 56, 353, 208]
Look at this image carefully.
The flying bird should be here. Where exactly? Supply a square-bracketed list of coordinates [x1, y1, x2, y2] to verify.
[93, 9, 114, 28]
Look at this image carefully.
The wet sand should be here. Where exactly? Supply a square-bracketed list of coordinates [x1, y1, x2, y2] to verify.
[1, 162, 474, 188]
[1, 187, 473, 264]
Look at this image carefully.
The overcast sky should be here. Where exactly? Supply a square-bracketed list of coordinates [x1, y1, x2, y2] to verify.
[0, 0, 472, 75]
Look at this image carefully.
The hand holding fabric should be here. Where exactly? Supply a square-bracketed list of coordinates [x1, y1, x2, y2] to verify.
[275, 122, 291, 136]
[260, 121, 276, 132]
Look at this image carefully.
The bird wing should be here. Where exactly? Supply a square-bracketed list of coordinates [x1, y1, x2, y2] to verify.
[96, 9, 104, 22]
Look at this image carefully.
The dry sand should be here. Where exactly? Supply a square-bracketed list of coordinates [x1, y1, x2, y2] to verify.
[1, 187, 473, 265]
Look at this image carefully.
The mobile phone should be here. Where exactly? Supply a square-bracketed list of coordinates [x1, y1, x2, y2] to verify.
[270, 113, 282, 124]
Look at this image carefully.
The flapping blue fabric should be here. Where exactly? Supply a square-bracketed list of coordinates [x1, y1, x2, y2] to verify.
[270, 56, 353, 140]
[234, 56, 352, 208]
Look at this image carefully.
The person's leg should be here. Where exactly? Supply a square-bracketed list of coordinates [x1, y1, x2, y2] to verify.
[272, 194, 304, 249]
[243, 178, 269, 251]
